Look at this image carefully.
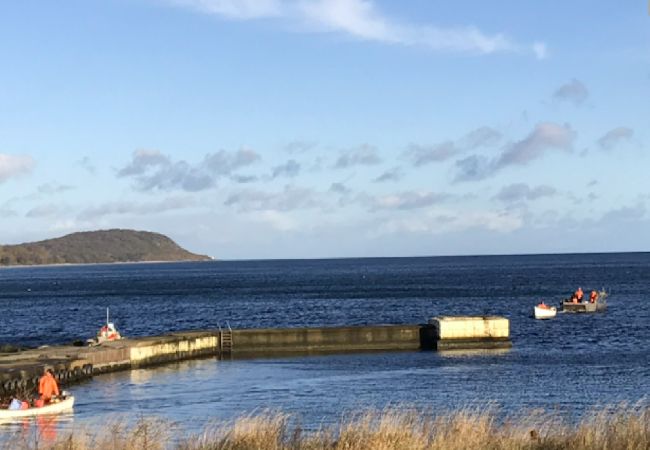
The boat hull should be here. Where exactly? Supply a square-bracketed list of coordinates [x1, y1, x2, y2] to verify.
[0, 396, 74, 420]
[562, 302, 604, 313]
[534, 306, 557, 319]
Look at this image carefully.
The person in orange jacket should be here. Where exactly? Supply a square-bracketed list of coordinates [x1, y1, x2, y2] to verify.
[590, 290, 598, 303]
[38, 368, 60, 403]
[575, 287, 584, 302]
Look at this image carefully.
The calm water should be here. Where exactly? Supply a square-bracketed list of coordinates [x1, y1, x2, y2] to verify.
[0, 253, 649, 437]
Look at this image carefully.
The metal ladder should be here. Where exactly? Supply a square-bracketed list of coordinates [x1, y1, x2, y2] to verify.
[219, 322, 233, 357]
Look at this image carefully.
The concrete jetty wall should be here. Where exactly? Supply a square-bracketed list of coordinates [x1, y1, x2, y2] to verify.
[127, 332, 219, 367]
[0, 332, 222, 397]
[0, 318, 510, 398]
[231, 324, 425, 355]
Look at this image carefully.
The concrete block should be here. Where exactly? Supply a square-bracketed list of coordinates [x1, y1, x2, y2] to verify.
[428, 316, 509, 340]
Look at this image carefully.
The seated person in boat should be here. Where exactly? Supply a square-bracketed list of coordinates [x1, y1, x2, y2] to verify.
[7, 398, 29, 410]
[589, 290, 598, 303]
[39, 368, 60, 403]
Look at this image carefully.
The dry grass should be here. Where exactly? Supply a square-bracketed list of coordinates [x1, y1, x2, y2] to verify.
[4, 417, 174, 450]
[6, 404, 649, 450]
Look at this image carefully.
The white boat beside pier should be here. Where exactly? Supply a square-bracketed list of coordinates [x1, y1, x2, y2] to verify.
[0, 396, 74, 420]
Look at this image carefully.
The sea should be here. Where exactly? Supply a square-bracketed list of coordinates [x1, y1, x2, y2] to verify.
[0, 253, 649, 439]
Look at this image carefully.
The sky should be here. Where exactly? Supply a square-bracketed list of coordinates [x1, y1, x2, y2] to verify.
[0, 0, 649, 259]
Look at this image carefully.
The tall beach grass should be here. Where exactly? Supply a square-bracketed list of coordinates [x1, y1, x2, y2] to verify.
[5, 404, 649, 450]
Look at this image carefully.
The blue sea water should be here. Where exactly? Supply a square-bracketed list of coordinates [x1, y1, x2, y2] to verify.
[0, 253, 649, 436]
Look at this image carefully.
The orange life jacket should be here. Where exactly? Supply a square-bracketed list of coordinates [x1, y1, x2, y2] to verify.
[39, 373, 60, 401]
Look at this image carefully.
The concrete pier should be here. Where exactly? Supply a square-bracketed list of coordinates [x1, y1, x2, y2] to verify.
[0, 317, 510, 397]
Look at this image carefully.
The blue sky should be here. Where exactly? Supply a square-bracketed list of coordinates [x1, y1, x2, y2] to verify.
[0, 0, 648, 259]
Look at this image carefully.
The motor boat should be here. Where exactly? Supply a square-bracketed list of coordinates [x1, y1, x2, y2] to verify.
[561, 290, 608, 313]
[88, 308, 123, 345]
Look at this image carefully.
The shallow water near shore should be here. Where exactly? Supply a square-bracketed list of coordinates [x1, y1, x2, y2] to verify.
[0, 253, 649, 437]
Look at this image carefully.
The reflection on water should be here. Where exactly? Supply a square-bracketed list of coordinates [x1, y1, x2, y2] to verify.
[436, 348, 512, 358]
[0, 413, 74, 446]
[129, 368, 155, 385]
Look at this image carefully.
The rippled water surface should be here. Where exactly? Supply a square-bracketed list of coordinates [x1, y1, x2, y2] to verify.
[0, 253, 649, 437]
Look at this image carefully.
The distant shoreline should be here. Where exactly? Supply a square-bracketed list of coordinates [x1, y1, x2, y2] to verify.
[0, 229, 211, 267]
[0, 259, 216, 270]
[214, 250, 650, 262]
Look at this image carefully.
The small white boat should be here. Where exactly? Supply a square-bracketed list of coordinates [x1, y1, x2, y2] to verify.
[0, 396, 74, 420]
[534, 304, 557, 320]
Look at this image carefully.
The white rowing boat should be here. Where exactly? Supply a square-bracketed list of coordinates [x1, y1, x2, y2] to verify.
[534, 304, 557, 320]
[0, 396, 74, 420]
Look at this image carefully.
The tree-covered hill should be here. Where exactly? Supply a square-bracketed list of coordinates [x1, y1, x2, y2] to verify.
[0, 229, 211, 266]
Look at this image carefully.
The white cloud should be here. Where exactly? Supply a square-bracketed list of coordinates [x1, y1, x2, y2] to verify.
[597, 127, 634, 151]
[0, 207, 17, 217]
[38, 183, 75, 195]
[49, 219, 80, 232]
[454, 123, 575, 182]
[0, 154, 35, 184]
[532, 42, 547, 60]
[334, 144, 381, 169]
[117, 149, 170, 177]
[369, 190, 449, 211]
[117, 148, 261, 191]
[250, 209, 300, 231]
[453, 210, 524, 233]
[298, 0, 521, 55]
[369, 208, 524, 238]
[78, 196, 197, 221]
[77, 156, 96, 174]
[272, 159, 301, 178]
[284, 140, 317, 153]
[460, 126, 502, 150]
[26, 204, 64, 218]
[497, 122, 575, 168]
[224, 185, 321, 212]
[404, 126, 502, 168]
[494, 183, 556, 203]
[169, 0, 282, 19]
[373, 166, 403, 183]
[165, 0, 545, 57]
[599, 203, 646, 223]
[553, 79, 589, 105]
[454, 154, 493, 182]
[404, 141, 459, 166]
[329, 182, 351, 194]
